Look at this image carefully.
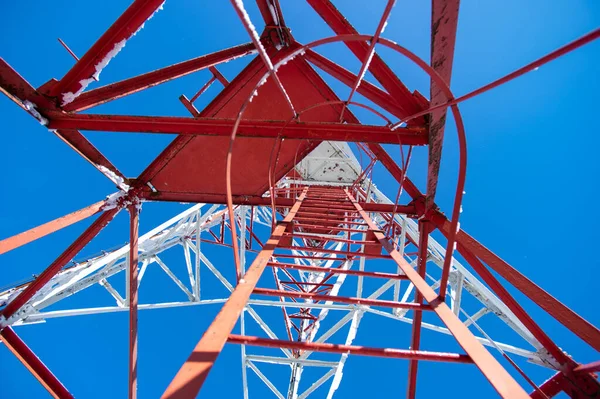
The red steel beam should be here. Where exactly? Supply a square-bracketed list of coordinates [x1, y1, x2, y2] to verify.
[140, 191, 416, 214]
[574, 360, 600, 373]
[48, 0, 166, 100]
[343, 0, 395, 113]
[0, 208, 120, 321]
[161, 189, 308, 398]
[128, 205, 140, 399]
[63, 43, 255, 112]
[136, 44, 298, 185]
[407, 221, 431, 399]
[303, 49, 407, 121]
[367, 143, 422, 199]
[372, 141, 600, 368]
[397, 28, 600, 127]
[426, 0, 460, 207]
[529, 372, 565, 399]
[367, 138, 600, 358]
[45, 113, 428, 145]
[209, 66, 229, 87]
[432, 216, 600, 354]
[305, 0, 426, 121]
[345, 190, 529, 398]
[1, 327, 74, 399]
[454, 241, 570, 364]
[256, 0, 286, 27]
[228, 334, 473, 363]
[253, 288, 430, 310]
[0, 58, 38, 106]
[0, 58, 127, 185]
[52, 129, 128, 185]
[0, 200, 106, 255]
[267, 262, 409, 280]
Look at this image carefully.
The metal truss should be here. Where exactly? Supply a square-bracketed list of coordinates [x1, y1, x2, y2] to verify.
[0, 143, 565, 397]
[1, 0, 599, 398]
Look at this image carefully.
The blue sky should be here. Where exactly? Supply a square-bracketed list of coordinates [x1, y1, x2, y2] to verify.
[1, 0, 599, 398]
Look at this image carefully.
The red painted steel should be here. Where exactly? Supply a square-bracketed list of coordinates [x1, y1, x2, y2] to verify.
[0, 58, 126, 183]
[267, 262, 408, 280]
[253, 287, 431, 310]
[2, 2, 599, 397]
[340, 0, 396, 120]
[530, 372, 566, 399]
[427, 0, 460, 207]
[227, 334, 473, 363]
[0, 200, 106, 255]
[345, 189, 530, 398]
[64, 43, 255, 112]
[454, 242, 570, 364]
[161, 189, 308, 398]
[1, 208, 120, 320]
[1, 327, 73, 398]
[574, 361, 600, 373]
[140, 191, 415, 213]
[46, 113, 427, 145]
[128, 205, 140, 399]
[374, 133, 600, 359]
[407, 221, 432, 399]
[48, 0, 167, 99]
[190, 76, 216, 103]
[137, 49, 332, 197]
[306, 0, 426, 121]
[440, 219, 600, 354]
[393, 28, 600, 127]
[209, 66, 229, 87]
[57, 38, 82, 63]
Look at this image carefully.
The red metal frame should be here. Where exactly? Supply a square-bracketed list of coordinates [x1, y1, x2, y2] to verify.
[1, 1, 599, 398]
[228, 334, 473, 363]
[45, 113, 427, 145]
[0, 200, 106, 255]
[128, 204, 140, 399]
[1, 208, 120, 321]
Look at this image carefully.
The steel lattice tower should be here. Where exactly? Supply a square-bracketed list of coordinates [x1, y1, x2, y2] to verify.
[1, 1, 599, 398]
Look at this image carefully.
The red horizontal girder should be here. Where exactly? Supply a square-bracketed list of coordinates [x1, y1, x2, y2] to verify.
[253, 288, 431, 310]
[227, 334, 473, 363]
[45, 113, 428, 145]
[140, 191, 416, 214]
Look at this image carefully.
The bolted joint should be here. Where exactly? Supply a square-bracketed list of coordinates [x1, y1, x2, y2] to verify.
[410, 195, 441, 223]
[261, 26, 293, 49]
[102, 187, 143, 213]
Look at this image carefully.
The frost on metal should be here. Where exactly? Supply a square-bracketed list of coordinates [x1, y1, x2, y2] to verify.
[93, 39, 127, 81]
[353, 41, 378, 93]
[60, 2, 166, 106]
[22, 100, 48, 126]
[133, 1, 166, 36]
[61, 40, 127, 106]
[268, 3, 279, 25]
[275, 49, 305, 71]
[98, 165, 130, 191]
[103, 191, 127, 210]
[233, 0, 268, 62]
[61, 77, 95, 106]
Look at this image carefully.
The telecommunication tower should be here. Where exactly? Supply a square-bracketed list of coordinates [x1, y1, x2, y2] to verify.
[1, 1, 599, 398]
